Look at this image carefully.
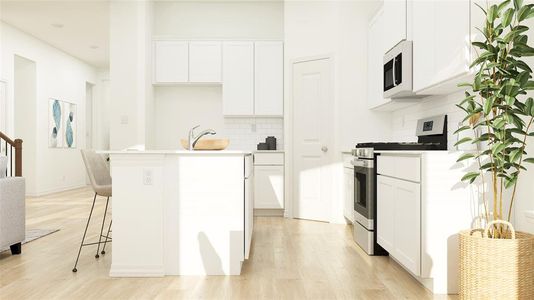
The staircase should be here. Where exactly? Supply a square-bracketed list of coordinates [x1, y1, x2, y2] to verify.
[0, 131, 22, 177]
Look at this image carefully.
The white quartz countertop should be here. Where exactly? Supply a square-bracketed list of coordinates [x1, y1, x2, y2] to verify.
[254, 150, 285, 153]
[98, 150, 252, 156]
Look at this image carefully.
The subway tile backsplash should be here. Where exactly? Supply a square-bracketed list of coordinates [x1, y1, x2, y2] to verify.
[220, 117, 284, 151]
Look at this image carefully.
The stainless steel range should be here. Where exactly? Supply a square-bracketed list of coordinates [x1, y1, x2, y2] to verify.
[351, 115, 448, 255]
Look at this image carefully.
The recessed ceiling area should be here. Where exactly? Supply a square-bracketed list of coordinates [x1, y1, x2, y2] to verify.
[1, 0, 110, 68]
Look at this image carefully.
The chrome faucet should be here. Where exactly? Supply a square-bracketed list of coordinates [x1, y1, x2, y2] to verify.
[188, 125, 216, 150]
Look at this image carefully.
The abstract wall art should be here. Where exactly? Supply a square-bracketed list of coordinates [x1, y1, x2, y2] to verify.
[48, 98, 77, 148]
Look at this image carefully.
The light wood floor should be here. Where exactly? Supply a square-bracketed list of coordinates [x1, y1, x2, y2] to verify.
[0, 187, 456, 299]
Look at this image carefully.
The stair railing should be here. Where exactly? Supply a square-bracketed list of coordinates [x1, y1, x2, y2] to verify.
[0, 131, 22, 177]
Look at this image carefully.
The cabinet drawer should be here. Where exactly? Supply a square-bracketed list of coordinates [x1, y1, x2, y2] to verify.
[254, 152, 284, 166]
[377, 155, 420, 182]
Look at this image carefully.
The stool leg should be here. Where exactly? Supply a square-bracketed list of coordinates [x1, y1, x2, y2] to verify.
[101, 219, 112, 255]
[95, 196, 110, 259]
[72, 193, 97, 272]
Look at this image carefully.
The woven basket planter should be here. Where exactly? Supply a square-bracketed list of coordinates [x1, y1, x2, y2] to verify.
[460, 220, 534, 299]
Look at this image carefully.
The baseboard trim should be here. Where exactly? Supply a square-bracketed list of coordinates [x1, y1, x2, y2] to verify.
[109, 264, 165, 277]
[27, 183, 87, 197]
[254, 209, 284, 217]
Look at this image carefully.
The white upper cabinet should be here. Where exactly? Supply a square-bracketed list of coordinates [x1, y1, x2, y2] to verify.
[222, 42, 254, 116]
[154, 41, 189, 83]
[189, 41, 222, 83]
[367, 9, 390, 110]
[412, 0, 471, 94]
[383, 0, 407, 52]
[254, 41, 284, 116]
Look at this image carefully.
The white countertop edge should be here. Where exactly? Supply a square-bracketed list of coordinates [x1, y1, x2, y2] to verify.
[374, 150, 451, 154]
[97, 150, 252, 156]
[253, 150, 285, 153]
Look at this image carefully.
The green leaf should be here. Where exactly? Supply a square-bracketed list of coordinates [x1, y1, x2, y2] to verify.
[510, 148, 523, 162]
[483, 97, 494, 115]
[462, 172, 480, 182]
[514, 0, 523, 11]
[492, 143, 507, 155]
[502, 8, 515, 27]
[498, 0, 511, 13]
[487, 5, 498, 23]
[525, 81, 534, 90]
[494, 118, 507, 129]
[525, 97, 534, 115]
[454, 125, 472, 135]
[518, 4, 534, 21]
[457, 153, 476, 162]
[524, 158, 534, 163]
[454, 137, 473, 147]
[472, 41, 488, 50]
[505, 176, 518, 189]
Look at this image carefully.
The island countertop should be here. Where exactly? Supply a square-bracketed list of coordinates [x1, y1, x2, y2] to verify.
[99, 150, 252, 156]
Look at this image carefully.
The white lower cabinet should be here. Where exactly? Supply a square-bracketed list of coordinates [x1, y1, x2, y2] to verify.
[377, 170, 421, 276]
[253, 152, 284, 210]
[244, 155, 253, 259]
[254, 165, 284, 209]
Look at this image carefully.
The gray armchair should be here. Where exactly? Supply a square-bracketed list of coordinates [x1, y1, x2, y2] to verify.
[0, 155, 25, 254]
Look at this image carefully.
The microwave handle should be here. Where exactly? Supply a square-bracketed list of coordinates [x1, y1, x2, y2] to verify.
[392, 57, 396, 87]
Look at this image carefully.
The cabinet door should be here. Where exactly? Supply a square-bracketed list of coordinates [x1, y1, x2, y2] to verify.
[154, 41, 188, 83]
[254, 165, 284, 209]
[254, 42, 283, 116]
[413, 0, 470, 92]
[244, 176, 253, 259]
[394, 179, 420, 276]
[344, 168, 354, 222]
[222, 42, 254, 116]
[383, 0, 406, 52]
[367, 9, 390, 109]
[189, 41, 222, 82]
[377, 175, 395, 253]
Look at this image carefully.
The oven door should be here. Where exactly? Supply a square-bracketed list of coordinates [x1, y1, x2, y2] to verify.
[353, 162, 374, 229]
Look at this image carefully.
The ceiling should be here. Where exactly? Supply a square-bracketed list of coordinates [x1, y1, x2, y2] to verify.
[1, 0, 110, 68]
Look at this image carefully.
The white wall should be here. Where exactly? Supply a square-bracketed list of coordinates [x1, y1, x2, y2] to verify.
[14, 55, 37, 192]
[109, 1, 154, 150]
[284, 1, 393, 222]
[153, 1, 284, 40]
[92, 69, 110, 150]
[1, 22, 98, 195]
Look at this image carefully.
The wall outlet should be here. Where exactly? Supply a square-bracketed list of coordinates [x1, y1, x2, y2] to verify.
[143, 169, 153, 185]
[120, 115, 129, 125]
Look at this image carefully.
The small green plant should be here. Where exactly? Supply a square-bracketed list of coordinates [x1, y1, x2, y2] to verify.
[456, 0, 534, 238]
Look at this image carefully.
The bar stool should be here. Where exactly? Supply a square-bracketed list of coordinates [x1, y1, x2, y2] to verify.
[72, 150, 112, 272]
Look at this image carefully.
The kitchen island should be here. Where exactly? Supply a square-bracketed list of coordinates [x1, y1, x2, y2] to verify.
[101, 150, 253, 276]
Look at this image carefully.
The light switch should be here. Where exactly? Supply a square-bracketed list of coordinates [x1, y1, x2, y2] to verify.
[143, 169, 153, 185]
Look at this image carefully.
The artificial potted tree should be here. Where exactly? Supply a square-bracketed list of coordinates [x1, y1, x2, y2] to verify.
[456, 0, 534, 298]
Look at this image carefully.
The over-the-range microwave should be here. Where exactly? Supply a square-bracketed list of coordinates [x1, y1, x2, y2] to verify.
[383, 40, 415, 99]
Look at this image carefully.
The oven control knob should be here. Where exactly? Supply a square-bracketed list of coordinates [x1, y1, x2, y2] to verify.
[321, 146, 328, 153]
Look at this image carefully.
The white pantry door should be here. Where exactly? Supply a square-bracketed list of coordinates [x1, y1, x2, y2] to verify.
[292, 58, 334, 222]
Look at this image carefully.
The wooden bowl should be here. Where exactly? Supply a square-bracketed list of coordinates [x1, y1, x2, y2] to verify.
[180, 139, 230, 150]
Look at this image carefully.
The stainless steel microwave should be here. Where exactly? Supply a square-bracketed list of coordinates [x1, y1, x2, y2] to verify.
[383, 40, 414, 99]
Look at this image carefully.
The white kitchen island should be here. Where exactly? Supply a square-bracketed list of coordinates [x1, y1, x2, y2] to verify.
[102, 150, 253, 277]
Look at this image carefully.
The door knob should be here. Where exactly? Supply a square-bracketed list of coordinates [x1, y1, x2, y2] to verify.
[321, 146, 328, 153]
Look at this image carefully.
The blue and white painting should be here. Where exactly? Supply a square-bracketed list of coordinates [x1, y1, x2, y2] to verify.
[49, 99, 76, 148]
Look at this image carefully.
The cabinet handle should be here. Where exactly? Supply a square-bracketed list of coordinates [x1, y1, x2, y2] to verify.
[321, 146, 328, 153]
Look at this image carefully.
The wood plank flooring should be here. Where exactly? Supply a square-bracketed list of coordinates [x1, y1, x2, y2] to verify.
[0, 187, 456, 299]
